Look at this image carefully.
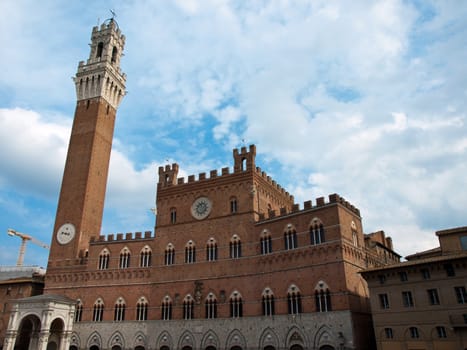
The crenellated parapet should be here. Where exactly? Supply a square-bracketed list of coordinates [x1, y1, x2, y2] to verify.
[257, 193, 361, 221]
[254, 166, 294, 202]
[89, 231, 153, 244]
[157, 145, 292, 197]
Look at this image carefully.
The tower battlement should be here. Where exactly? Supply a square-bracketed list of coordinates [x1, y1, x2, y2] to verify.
[90, 231, 153, 244]
[257, 193, 360, 221]
[74, 18, 126, 109]
[233, 144, 256, 172]
[158, 145, 258, 189]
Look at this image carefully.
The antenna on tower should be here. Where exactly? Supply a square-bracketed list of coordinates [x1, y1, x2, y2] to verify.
[110, 9, 117, 20]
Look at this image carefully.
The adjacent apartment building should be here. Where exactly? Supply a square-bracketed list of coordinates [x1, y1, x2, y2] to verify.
[361, 226, 467, 350]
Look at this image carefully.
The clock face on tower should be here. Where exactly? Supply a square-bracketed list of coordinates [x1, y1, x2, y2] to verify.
[56, 223, 76, 245]
[191, 197, 212, 220]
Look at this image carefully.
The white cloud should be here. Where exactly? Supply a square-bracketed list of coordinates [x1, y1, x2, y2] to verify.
[1, 1, 467, 264]
[0, 108, 69, 197]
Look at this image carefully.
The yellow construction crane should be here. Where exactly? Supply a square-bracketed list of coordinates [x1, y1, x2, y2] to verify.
[7, 228, 50, 266]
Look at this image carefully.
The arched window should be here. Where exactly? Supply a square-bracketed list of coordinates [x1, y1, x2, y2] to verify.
[315, 281, 332, 312]
[229, 291, 243, 318]
[205, 293, 217, 319]
[409, 327, 419, 339]
[284, 225, 297, 250]
[98, 248, 110, 270]
[435, 326, 447, 338]
[96, 42, 103, 59]
[75, 299, 83, 322]
[119, 247, 131, 269]
[206, 238, 218, 261]
[140, 245, 152, 267]
[287, 285, 302, 314]
[183, 294, 194, 320]
[170, 207, 177, 224]
[161, 295, 172, 320]
[111, 46, 118, 63]
[185, 241, 196, 263]
[351, 221, 359, 247]
[136, 297, 148, 321]
[93, 298, 104, 322]
[260, 229, 273, 255]
[262, 288, 275, 316]
[241, 158, 247, 171]
[310, 218, 325, 245]
[230, 235, 242, 258]
[230, 197, 238, 213]
[165, 243, 175, 265]
[114, 297, 126, 321]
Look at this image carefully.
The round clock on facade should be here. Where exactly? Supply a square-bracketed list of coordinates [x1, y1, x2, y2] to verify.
[191, 197, 212, 220]
[56, 223, 76, 245]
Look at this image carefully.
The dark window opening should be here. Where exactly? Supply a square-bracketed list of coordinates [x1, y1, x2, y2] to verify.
[111, 46, 118, 63]
[427, 289, 440, 305]
[444, 263, 455, 277]
[402, 291, 414, 307]
[96, 42, 104, 58]
[399, 271, 408, 282]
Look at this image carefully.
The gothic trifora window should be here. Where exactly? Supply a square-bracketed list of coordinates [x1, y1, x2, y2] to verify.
[136, 297, 148, 321]
[205, 293, 217, 319]
[230, 235, 242, 258]
[114, 297, 126, 321]
[284, 225, 297, 250]
[140, 246, 152, 267]
[229, 291, 243, 318]
[161, 296, 172, 320]
[310, 219, 325, 245]
[183, 295, 194, 320]
[98, 249, 110, 270]
[315, 281, 332, 312]
[260, 229, 273, 255]
[119, 247, 131, 269]
[93, 298, 104, 322]
[262, 288, 275, 316]
[165, 243, 175, 265]
[287, 285, 302, 315]
[185, 241, 196, 263]
[206, 238, 218, 261]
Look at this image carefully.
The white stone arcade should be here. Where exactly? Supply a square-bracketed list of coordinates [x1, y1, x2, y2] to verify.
[3, 294, 75, 350]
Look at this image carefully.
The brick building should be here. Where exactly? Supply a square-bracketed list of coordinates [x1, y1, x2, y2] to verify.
[0, 266, 45, 348]
[361, 226, 467, 350]
[2, 20, 400, 350]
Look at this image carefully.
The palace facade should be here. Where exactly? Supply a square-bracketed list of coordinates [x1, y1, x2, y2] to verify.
[2, 20, 400, 350]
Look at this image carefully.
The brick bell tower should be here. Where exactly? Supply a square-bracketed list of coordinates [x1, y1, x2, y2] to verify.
[48, 19, 126, 267]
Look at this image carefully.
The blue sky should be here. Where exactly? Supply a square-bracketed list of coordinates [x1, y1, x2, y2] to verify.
[1, 1, 466, 267]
